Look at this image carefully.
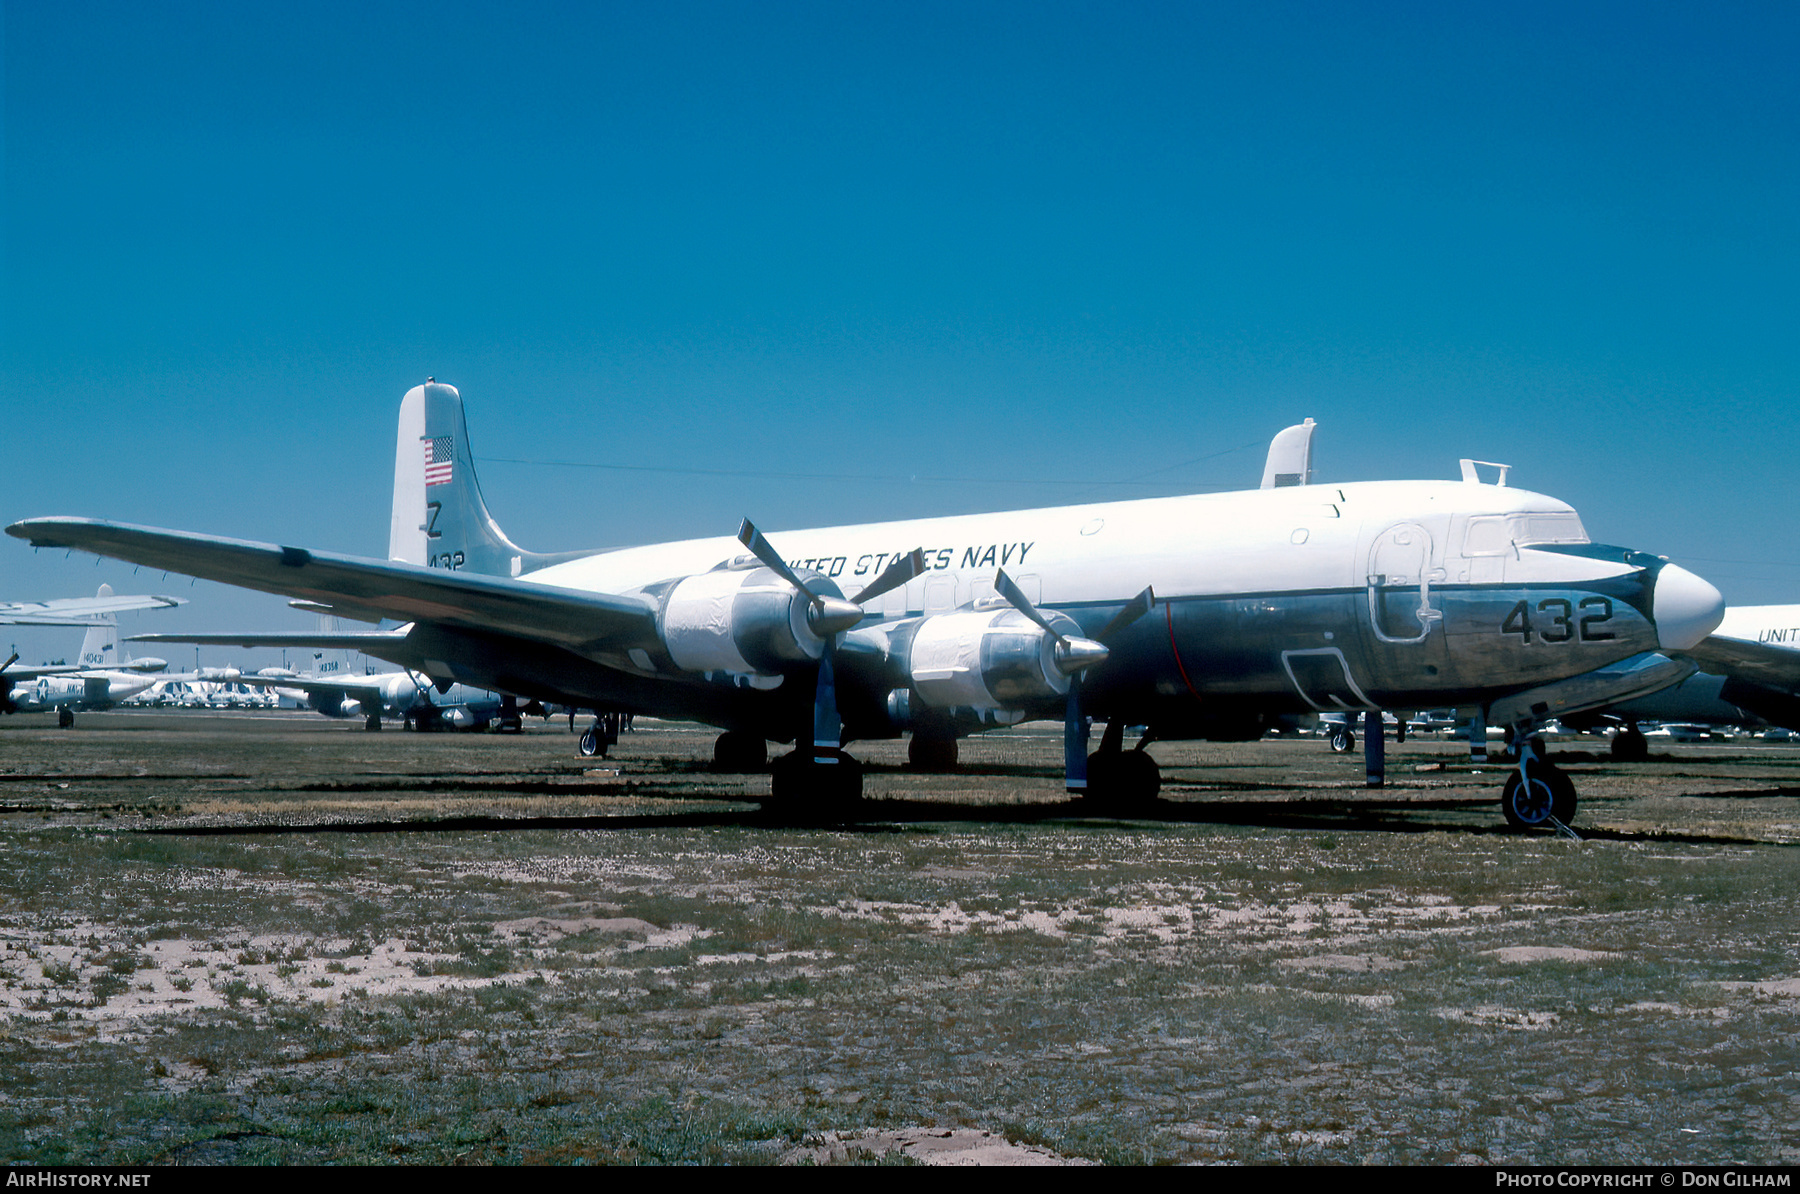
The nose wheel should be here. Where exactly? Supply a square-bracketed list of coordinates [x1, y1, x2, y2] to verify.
[1501, 765, 1577, 829]
[1499, 725, 1579, 833]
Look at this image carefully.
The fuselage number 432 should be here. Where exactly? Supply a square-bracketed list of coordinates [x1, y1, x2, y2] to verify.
[1502, 597, 1614, 644]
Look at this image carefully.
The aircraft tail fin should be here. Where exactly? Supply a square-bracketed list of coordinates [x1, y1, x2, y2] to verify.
[388, 380, 588, 577]
[1261, 418, 1316, 489]
[77, 585, 121, 669]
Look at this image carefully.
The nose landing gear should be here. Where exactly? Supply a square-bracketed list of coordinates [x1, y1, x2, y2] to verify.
[1500, 724, 1579, 836]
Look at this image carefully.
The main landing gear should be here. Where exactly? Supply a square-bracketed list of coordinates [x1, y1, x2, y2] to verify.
[578, 712, 623, 758]
[1078, 720, 1162, 811]
[907, 730, 958, 773]
[1611, 723, 1649, 762]
[768, 747, 864, 815]
[712, 730, 767, 773]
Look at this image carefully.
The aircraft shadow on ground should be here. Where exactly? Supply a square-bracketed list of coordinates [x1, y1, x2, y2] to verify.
[129, 790, 1774, 846]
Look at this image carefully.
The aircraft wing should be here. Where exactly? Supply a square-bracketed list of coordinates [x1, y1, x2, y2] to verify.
[7, 519, 657, 654]
[2, 663, 89, 682]
[0, 592, 187, 625]
[1684, 635, 1800, 690]
[229, 673, 400, 697]
[129, 630, 413, 651]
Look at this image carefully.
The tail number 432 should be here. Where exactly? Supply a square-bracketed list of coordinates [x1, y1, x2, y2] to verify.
[1502, 597, 1614, 644]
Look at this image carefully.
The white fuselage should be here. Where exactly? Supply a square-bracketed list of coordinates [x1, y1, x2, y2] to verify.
[531, 480, 1600, 615]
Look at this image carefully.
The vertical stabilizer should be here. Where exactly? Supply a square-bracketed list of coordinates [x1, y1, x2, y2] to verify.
[77, 585, 120, 669]
[1261, 418, 1316, 489]
[389, 380, 539, 577]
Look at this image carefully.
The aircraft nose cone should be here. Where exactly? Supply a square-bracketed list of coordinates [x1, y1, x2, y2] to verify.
[1653, 563, 1725, 650]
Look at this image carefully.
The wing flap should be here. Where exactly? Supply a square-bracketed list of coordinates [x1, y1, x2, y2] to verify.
[8, 518, 657, 654]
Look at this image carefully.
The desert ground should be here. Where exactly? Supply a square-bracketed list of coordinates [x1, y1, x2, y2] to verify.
[1, 710, 1795, 1165]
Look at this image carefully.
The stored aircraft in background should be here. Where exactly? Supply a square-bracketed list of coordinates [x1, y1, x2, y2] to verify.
[1562, 605, 1800, 759]
[0, 587, 173, 725]
[215, 664, 508, 731]
[9, 381, 1726, 829]
[131, 613, 516, 731]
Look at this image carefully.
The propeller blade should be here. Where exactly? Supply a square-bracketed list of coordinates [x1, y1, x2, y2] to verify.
[0, 653, 17, 675]
[851, 548, 925, 605]
[1095, 586, 1156, 643]
[739, 519, 863, 634]
[738, 519, 823, 611]
[994, 569, 1068, 647]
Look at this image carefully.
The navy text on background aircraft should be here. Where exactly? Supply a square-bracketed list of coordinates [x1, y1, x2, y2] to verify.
[8, 381, 1725, 828]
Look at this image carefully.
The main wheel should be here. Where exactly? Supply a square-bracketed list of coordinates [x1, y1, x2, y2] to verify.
[1610, 728, 1648, 762]
[1501, 764, 1577, 829]
[908, 734, 958, 772]
[712, 731, 768, 773]
[578, 724, 604, 758]
[1083, 748, 1162, 811]
[1328, 726, 1355, 754]
[767, 749, 864, 817]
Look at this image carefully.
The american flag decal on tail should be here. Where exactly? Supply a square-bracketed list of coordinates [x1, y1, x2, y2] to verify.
[424, 436, 454, 487]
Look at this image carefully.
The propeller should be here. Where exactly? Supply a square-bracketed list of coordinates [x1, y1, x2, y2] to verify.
[738, 521, 928, 759]
[993, 569, 1155, 792]
[736, 521, 865, 637]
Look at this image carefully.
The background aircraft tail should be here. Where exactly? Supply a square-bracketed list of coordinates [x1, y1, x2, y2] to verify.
[387, 380, 592, 577]
[77, 586, 121, 668]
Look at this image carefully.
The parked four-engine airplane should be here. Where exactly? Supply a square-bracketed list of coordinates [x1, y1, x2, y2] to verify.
[7, 381, 1725, 828]
[207, 664, 508, 732]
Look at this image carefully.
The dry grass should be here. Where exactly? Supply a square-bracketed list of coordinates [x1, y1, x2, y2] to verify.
[0, 711, 1796, 1164]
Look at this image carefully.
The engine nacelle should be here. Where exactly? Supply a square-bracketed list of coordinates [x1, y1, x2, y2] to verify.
[906, 608, 1081, 712]
[658, 566, 835, 677]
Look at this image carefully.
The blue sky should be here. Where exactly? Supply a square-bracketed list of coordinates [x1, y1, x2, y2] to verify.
[4, 0, 1797, 668]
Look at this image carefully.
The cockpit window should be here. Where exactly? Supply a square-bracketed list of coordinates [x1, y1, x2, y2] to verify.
[1515, 514, 1588, 545]
[1461, 513, 1588, 557]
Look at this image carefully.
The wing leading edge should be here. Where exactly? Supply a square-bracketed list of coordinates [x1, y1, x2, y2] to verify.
[0, 592, 186, 625]
[6, 518, 657, 655]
